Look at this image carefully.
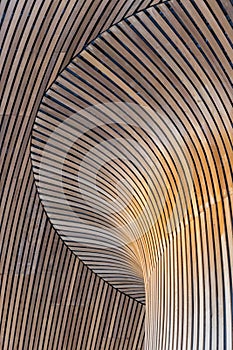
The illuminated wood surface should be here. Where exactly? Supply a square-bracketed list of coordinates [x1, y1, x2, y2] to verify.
[1, 0, 232, 349]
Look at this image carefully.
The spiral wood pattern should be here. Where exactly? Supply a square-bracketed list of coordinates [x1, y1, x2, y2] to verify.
[1, 0, 233, 349]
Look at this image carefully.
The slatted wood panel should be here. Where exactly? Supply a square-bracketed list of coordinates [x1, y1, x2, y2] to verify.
[1, 1, 169, 349]
[30, 0, 233, 348]
[1, 0, 232, 349]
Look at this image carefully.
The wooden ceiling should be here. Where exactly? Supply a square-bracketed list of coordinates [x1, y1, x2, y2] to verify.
[1, 0, 232, 349]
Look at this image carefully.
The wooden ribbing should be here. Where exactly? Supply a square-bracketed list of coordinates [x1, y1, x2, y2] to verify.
[1, 1, 169, 349]
[30, 0, 232, 348]
[1, 0, 232, 349]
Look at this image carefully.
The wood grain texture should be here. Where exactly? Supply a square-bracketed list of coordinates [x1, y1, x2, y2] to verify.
[1, 0, 232, 349]
[1, 1, 168, 349]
